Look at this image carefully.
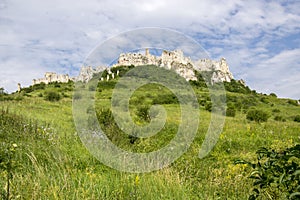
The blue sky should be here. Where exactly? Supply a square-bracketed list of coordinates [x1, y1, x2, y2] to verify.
[0, 0, 299, 99]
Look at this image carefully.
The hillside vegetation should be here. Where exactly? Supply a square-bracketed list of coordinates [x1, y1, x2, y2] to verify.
[0, 66, 299, 199]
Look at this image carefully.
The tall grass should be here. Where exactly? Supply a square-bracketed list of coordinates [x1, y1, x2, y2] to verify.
[0, 80, 299, 199]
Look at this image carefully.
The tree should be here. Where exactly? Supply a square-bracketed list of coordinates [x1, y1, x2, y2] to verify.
[0, 87, 5, 95]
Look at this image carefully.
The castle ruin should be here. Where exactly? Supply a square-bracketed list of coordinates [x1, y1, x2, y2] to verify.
[50, 49, 234, 85]
[112, 49, 233, 83]
[33, 72, 70, 85]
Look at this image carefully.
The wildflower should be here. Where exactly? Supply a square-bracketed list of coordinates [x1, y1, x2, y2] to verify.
[12, 143, 18, 148]
[135, 175, 139, 186]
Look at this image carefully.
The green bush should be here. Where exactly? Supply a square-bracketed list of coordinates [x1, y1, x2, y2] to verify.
[246, 109, 269, 122]
[226, 107, 236, 117]
[260, 97, 269, 104]
[32, 82, 46, 90]
[152, 94, 178, 105]
[274, 115, 286, 122]
[288, 99, 298, 106]
[44, 90, 61, 102]
[272, 108, 280, 113]
[294, 115, 300, 122]
[224, 79, 252, 94]
[235, 145, 300, 200]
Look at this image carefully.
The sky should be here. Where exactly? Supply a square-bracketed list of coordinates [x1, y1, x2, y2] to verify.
[0, 0, 299, 99]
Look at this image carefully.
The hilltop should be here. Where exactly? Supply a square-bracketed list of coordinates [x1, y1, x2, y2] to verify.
[22, 49, 242, 93]
[76, 49, 234, 84]
[0, 53, 299, 199]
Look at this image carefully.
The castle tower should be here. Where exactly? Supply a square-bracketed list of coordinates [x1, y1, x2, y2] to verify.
[17, 83, 21, 93]
[145, 48, 150, 57]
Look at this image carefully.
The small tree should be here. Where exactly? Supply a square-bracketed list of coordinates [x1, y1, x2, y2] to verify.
[0, 87, 4, 94]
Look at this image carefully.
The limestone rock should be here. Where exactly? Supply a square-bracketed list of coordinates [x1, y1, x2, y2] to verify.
[195, 57, 234, 84]
[75, 66, 106, 82]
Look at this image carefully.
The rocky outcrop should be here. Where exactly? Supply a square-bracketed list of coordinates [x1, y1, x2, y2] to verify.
[195, 58, 233, 84]
[75, 66, 107, 83]
[76, 49, 234, 84]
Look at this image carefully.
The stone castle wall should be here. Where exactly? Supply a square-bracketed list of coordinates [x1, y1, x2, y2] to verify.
[33, 72, 70, 85]
[68, 49, 234, 84]
[113, 49, 233, 83]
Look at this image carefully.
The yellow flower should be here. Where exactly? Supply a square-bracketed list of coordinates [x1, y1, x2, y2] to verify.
[135, 175, 139, 186]
[12, 143, 18, 148]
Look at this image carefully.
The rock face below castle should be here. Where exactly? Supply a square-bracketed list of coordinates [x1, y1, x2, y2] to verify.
[76, 66, 106, 83]
[76, 49, 234, 84]
[194, 58, 234, 83]
[33, 72, 70, 85]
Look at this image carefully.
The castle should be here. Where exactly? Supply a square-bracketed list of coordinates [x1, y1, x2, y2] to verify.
[32, 72, 70, 85]
[111, 49, 197, 81]
[33, 49, 234, 86]
[110, 49, 233, 83]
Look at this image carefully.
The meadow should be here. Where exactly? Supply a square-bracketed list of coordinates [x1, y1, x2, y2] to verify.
[0, 67, 299, 199]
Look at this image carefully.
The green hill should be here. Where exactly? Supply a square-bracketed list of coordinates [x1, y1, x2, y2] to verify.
[0, 67, 299, 199]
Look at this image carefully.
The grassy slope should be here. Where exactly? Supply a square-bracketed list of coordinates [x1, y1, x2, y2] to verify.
[0, 79, 299, 199]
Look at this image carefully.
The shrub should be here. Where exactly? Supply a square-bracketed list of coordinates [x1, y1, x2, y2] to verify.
[152, 94, 178, 105]
[274, 115, 286, 122]
[44, 90, 61, 102]
[272, 108, 280, 113]
[269, 93, 277, 97]
[260, 97, 269, 104]
[32, 82, 46, 90]
[14, 95, 24, 101]
[235, 145, 300, 200]
[54, 83, 61, 88]
[224, 79, 251, 94]
[246, 109, 269, 122]
[294, 115, 300, 122]
[288, 99, 298, 106]
[226, 107, 236, 117]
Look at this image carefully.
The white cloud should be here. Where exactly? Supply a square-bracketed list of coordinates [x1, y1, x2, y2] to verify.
[242, 49, 300, 99]
[0, 0, 299, 99]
